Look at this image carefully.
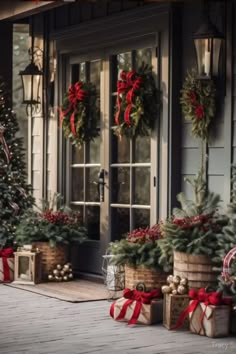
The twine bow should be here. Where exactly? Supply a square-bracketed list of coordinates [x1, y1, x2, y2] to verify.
[110, 288, 161, 325]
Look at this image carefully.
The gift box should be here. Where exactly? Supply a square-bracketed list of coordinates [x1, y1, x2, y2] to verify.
[0, 248, 14, 283]
[163, 294, 189, 330]
[110, 288, 163, 325]
[189, 300, 231, 338]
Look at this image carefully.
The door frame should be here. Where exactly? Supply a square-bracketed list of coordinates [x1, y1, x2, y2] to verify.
[54, 3, 170, 273]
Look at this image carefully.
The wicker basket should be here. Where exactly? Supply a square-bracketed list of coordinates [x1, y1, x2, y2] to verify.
[174, 251, 218, 290]
[125, 265, 167, 291]
[32, 242, 69, 280]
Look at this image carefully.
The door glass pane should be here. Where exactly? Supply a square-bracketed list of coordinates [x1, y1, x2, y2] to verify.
[134, 135, 150, 163]
[87, 206, 100, 240]
[133, 167, 150, 205]
[90, 60, 101, 92]
[111, 208, 130, 241]
[111, 167, 130, 204]
[133, 209, 150, 229]
[135, 48, 152, 68]
[71, 168, 84, 201]
[111, 135, 130, 163]
[117, 52, 131, 78]
[72, 145, 84, 164]
[79, 62, 86, 81]
[88, 136, 100, 163]
[86, 167, 100, 202]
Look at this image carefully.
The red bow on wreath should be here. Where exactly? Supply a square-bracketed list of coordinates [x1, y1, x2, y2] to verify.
[115, 70, 143, 126]
[59, 82, 88, 137]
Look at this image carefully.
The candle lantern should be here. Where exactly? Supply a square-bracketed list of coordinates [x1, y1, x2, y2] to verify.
[102, 254, 125, 297]
[193, 15, 224, 79]
[13, 248, 41, 285]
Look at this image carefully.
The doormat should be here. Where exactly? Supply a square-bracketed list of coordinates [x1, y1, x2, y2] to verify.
[5, 279, 109, 303]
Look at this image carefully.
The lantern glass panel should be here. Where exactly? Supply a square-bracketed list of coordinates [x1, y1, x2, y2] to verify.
[212, 38, 222, 76]
[22, 74, 40, 103]
[18, 256, 30, 280]
[194, 38, 212, 77]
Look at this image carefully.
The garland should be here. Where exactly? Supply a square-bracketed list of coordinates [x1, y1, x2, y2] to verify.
[59, 81, 99, 147]
[180, 69, 216, 141]
[113, 64, 158, 138]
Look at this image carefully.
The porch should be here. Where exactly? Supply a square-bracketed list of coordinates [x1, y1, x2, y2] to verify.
[1, 284, 235, 354]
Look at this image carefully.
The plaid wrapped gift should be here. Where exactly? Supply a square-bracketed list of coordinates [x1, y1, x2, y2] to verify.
[0, 248, 14, 283]
[110, 288, 163, 325]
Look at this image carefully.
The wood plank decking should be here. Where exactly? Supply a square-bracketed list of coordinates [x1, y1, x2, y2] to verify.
[0, 284, 236, 354]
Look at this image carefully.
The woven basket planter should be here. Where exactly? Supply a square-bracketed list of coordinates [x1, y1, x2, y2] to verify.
[125, 265, 167, 291]
[174, 251, 218, 290]
[32, 242, 69, 280]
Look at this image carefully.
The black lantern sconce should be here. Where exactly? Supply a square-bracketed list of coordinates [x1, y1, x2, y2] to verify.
[19, 25, 43, 115]
[193, 2, 224, 80]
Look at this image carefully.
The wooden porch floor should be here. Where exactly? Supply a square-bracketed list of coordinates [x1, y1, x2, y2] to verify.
[0, 284, 236, 354]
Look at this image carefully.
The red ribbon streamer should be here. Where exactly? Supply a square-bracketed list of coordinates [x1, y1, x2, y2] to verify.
[59, 82, 88, 137]
[115, 70, 142, 127]
[0, 248, 14, 282]
[0, 125, 10, 164]
[171, 288, 232, 331]
[110, 288, 161, 325]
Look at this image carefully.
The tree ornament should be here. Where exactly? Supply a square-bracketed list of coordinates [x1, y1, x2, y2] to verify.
[112, 63, 159, 139]
[180, 69, 216, 141]
[59, 81, 99, 148]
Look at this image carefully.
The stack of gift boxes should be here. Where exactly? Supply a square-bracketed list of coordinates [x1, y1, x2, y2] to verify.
[110, 274, 235, 338]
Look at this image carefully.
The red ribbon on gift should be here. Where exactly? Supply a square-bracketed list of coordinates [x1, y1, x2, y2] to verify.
[110, 288, 161, 325]
[59, 82, 88, 137]
[115, 70, 142, 127]
[0, 248, 14, 282]
[171, 288, 232, 331]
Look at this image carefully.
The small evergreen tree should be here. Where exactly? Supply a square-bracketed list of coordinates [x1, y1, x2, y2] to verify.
[0, 81, 34, 248]
[214, 165, 236, 296]
[159, 169, 227, 271]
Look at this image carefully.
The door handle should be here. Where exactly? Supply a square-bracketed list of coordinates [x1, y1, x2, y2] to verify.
[97, 169, 106, 202]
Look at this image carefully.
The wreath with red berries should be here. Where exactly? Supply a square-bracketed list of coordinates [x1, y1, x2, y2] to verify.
[113, 64, 159, 138]
[59, 81, 99, 147]
[180, 69, 216, 141]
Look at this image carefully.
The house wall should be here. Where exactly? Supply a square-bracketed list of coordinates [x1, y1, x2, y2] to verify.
[180, 1, 231, 209]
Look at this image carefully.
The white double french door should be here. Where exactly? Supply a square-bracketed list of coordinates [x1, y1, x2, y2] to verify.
[63, 40, 161, 275]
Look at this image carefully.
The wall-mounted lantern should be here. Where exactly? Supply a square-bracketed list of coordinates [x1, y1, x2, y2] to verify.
[19, 60, 43, 106]
[193, 14, 224, 79]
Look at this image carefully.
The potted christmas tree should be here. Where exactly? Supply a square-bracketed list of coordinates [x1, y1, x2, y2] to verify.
[109, 224, 167, 291]
[159, 168, 227, 289]
[15, 194, 87, 280]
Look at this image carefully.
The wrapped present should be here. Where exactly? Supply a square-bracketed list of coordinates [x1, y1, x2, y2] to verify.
[110, 288, 163, 325]
[0, 248, 14, 283]
[163, 294, 189, 330]
[172, 288, 231, 337]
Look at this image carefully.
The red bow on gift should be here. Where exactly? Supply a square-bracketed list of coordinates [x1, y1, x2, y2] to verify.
[110, 288, 161, 325]
[171, 287, 232, 330]
[0, 248, 14, 282]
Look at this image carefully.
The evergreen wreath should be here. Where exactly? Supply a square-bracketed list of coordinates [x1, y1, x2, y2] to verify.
[112, 64, 159, 138]
[60, 81, 99, 147]
[180, 69, 216, 141]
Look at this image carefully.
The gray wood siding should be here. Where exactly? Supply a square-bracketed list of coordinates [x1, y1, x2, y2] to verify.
[180, 1, 229, 207]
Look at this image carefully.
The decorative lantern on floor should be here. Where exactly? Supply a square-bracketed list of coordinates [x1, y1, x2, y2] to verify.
[13, 246, 41, 285]
[102, 254, 125, 296]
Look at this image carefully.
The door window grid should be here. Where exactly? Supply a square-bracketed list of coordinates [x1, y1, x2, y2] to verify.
[69, 61, 101, 240]
[110, 49, 153, 239]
